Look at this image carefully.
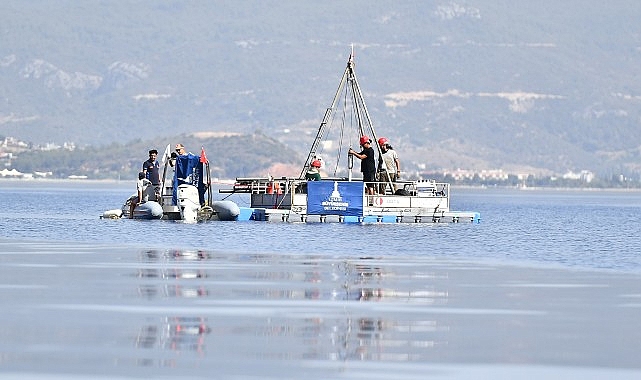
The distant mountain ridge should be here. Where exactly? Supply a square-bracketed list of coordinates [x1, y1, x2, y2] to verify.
[1, 1, 641, 177]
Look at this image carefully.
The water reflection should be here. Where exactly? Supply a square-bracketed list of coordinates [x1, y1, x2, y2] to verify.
[130, 248, 450, 363]
[342, 259, 385, 301]
[136, 249, 210, 300]
[137, 284, 209, 299]
[132, 249, 213, 366]
[141, 249, 211, 261]
[135, 317, 210, 353]
[328, 317, 443, 361]
[136, 268, 207, 280]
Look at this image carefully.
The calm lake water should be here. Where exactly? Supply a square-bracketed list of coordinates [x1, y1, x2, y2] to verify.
[1, 180, 640, 379]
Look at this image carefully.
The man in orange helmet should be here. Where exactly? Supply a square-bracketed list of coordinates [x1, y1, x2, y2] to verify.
[348, 136, 377, 195]
[305, 159, 322, 181]
[377, 137, 401, 194]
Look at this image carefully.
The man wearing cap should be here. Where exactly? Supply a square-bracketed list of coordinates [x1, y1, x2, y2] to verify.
[142, 149, 161, 199]
[169, 143, 186, 168]
[348, 136, 377, 195]
[377, 137, 401, 194]
[305, 159, 322, 181]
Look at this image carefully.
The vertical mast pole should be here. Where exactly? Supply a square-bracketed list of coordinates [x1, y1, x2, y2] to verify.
[349, 53, 394, 192]
[299, 56, 352, 179]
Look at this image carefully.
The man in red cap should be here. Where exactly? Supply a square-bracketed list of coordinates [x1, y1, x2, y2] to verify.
[305, 159, 322, 181]
[349, 136, 376, 195]
[377, 137, 401, 194]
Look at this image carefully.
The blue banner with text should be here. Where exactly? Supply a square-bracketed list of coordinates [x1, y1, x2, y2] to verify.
[307, 181, 364, 216]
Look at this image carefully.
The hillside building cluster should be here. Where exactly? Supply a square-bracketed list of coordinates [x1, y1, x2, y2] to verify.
[433, 168, 595, 184]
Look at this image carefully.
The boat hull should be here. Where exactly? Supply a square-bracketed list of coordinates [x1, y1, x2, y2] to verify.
[134, 201, 164, 219]
[212, 200, 241, 221]
[122, 201, 163, 220]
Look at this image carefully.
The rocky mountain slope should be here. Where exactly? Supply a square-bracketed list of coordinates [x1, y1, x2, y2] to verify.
[1, 1, 641, 177]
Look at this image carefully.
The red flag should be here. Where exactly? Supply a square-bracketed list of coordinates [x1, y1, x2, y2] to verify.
[200, 147, 208, 164]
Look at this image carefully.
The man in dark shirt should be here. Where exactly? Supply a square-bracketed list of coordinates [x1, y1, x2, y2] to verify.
[142, 149, 161, 200]
[348, 136, 376, 195]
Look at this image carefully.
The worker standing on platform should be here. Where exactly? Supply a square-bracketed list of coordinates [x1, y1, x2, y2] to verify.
[349, 135, 376, 195]
[377, 137, 401, 194]
[305, 160, 322, 181]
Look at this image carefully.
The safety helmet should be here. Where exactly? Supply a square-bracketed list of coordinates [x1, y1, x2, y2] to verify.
[378, 137, 388, 146]
[311, 160, 321, 168]
[359, 136, 371, 145]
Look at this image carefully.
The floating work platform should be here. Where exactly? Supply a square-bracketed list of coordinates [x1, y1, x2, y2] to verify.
[223, 177, 480, 224]
[218, 52, 480, 225]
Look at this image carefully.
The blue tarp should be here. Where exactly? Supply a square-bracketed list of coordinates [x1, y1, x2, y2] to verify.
[172, 153, 206, 205]
[306, 181, 364, 216]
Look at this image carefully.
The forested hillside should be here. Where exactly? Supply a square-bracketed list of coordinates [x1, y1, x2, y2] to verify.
[11, 133, 302, 180]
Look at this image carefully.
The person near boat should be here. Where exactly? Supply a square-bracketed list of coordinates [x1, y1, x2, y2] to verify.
[348, 135, 377, 195]
[142, 149, 161, 198]
[129, 171, 154, 218]
[305, 159, 322, 181]
[170, 143, 186, 167]
[377, 137, 401, 194]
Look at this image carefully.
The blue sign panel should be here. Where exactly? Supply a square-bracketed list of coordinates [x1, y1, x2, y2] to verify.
[307, 181, 364, 216]
[172, 153, 205, 205]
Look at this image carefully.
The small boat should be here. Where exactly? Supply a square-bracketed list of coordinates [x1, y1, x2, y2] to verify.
[220, 51, 480, 224]
[103, 147, 240, 222]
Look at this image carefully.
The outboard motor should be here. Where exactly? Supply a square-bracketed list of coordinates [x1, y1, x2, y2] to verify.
[177, 184, 200, 223]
